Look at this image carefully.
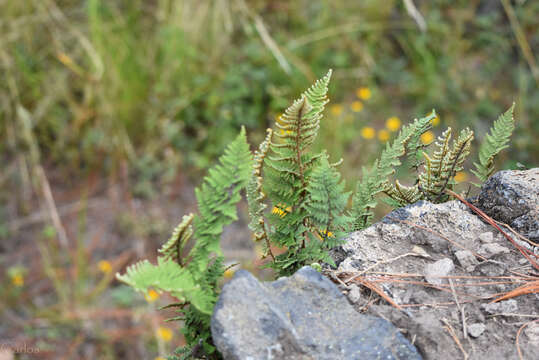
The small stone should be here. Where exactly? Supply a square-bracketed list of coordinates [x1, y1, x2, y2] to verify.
[478, 232, 494, 243]
[524, 322, 539, 345]
[481, 299, 518, 314]
[467, 323, 486, 338]
[424, 258, 454, 285]
[347, 284, 361, 303]
[478, 243, 510, 258]
[454, 250, 479, 272]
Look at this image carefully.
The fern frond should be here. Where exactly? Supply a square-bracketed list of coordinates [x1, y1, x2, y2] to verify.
[351, 113, 434, 229]
[158, 213, 194, 265]
[264, 71, 332, 263]
[418, 127, 474, 201]
[385, 180, 422, 206]
[116, 258, 214, 314]
[472, 104, 515, 182]
[247, 128, 274, 259]
[189, 128, 253, 273]
[406, 110, 435, 171]
[266, 70, 331, 207]
[305, 155, 352, 247]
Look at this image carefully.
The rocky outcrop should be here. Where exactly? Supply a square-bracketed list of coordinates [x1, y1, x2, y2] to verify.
[474, 168, 539, 241]
[211, 266, 421, 360]
[210, 169, 538, 360]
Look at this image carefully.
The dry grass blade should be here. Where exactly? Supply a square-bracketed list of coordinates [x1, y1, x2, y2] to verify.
[351, 276, 404, 311]
[491, 280, 539, 303]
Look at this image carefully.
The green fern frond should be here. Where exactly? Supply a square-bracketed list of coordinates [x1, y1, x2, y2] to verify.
[266, 70, 331, 206]
[116, 258, 214, 314]
[472, 104, 515, 182]
[305, 155, 352, 247]
[158, 213, 194, 265]
[351, 113, 434, 230]
[189, 128, 252, 272]
[406, 110, 435, 171]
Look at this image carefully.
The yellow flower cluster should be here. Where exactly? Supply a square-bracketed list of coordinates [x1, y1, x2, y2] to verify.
[223, 268, 235, 279]
[356, 87, 372, 100]
[350, 101, 364, 113]
[98, 260, 112, 274]
[145, 289, 160, 303]
[360, 127, 375, 139]
[157, 327, 173, 342]
[454, 171, 468, 183]
[11, 273, 24, 287]
[420, 131, 435, 145]
[272, 205, 291, 218]
[385, 117, 401, 132]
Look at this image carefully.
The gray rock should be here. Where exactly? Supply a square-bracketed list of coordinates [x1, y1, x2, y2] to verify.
[475, 168, 539, 241]
[347, 284, 361, 304]
[211, 266, 421, 360]
[424, 258, 454, 285]
[467, 323, 486, 338]
[478, 232, 494, 243]
[454, 250, 479, 271]
[478, 243, 510, 258]
[481, 299, 518, 314]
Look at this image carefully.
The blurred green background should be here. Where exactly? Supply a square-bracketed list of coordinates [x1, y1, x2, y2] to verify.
[1, 0, 537, 359]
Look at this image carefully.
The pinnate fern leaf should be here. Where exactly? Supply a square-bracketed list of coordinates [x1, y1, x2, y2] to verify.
[472, 104, 515, 182]
[189, 128, 252, 272]
[116, 258, 214, 314]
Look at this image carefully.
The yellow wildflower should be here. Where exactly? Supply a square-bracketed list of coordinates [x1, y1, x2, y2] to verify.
[316, 229, 334, 241]
[420, 131, 435, 145]
[272, 205, 291, 218]
[377, 129, 390, 142]
[155, 357, 166, 360]
[385, 116, 401, 132]
[454, 171, 468, 183]
[330, 104, 343, 116]
[360, 127, 375, 139]
[275, 114, 282, 124]
[145, 289, 160, 303]
[431, 115, 440, 126]
[223, 268, 235, 279]
[280, 129, 293, 135]
[157, 327, 173, 342]
[11, 273, 24, 287]
[98, 260, 112, 274]
[356, 87, 372, 100]
[350, 101, 364, 113]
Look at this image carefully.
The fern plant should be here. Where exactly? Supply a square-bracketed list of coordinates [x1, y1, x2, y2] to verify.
[472, 103, 515, 183]
[116, 129, 252, 359]
[351, 105, 516, 231]
[246, 70, 352, 275]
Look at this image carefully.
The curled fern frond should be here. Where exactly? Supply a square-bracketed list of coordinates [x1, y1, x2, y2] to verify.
[385, 180, 422, 206]
[247, 128, 274, 259]
[472, 104, 516, 183]
[159, 213, 195, 265]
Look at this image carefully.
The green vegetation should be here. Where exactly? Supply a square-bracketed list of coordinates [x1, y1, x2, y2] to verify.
[118, 71, 516, 358]
[352, 105, 516, 230]
[117, 130, 252, 359]
[2, 1, 537, 359]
